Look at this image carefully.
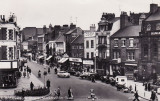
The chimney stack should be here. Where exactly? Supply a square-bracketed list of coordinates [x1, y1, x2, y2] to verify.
[120, 11, 128, 29]
[150, 4, 158, 13]
[90, 24, 96, 32]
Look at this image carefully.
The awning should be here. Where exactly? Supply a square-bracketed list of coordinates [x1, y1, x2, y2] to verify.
[37, 56, 44, 59]
[46, 56, 52, 60]
[69, 58, 82, 62]
[83, 60, 94, 65]
[58, 58, 68, 63]
[125, 63, 137, 66]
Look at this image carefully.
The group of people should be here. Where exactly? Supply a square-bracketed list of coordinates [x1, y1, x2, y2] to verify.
[54, 87, 73, 99]
[143, 82, 151, 91]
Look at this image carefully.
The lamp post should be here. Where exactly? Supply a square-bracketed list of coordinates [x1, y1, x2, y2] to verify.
[43, 41, 54, 87]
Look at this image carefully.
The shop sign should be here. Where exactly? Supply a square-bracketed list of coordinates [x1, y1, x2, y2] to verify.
[83, 60, 94, 65]
[84, 32, 96, 37]
[69, 58, 82, 62]
[151, 32, 160, 35]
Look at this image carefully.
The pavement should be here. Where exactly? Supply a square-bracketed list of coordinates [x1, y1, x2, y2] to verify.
[127, 80, 160, 100]
[0, 60, 46, 101]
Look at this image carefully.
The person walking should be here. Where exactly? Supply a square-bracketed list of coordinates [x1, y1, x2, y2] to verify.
[30, 82, 34, 90]
[57, 87, 61, 99]
[133, 91, 139, 101]
[46, 79, 50, 90]
[68, 87, 73, 98]
[48, 67, 50, 74]
[148, 83, 151, 91]
[150, 90, 157, 101]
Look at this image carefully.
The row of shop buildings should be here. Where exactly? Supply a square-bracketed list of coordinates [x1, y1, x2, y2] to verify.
[22, 3, 160, 80]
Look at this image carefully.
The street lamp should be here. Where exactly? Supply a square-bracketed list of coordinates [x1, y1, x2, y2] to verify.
[43, 41, 55, 86]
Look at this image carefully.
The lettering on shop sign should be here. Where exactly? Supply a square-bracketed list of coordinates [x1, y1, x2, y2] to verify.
[151, 32, 160, 35]
[84, 32, 95, 37]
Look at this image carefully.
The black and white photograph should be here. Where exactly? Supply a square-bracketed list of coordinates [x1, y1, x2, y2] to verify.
[0, 0, 160, 101]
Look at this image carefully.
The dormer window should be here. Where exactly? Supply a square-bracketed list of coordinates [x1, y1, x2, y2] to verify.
[156, 23, 160, 30]
[147, 24, 151, 31]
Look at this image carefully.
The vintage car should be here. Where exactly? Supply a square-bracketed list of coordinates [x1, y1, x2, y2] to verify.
[57, 71, 70, 78]
[115, 76, 128, 90]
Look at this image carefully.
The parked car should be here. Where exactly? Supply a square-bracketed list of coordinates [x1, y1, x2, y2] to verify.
[100, 76, 107, 82]
[80, 72, 90, 79]
[115, 76, 128, 90]
[67, 70, 76, 75]
[74, 71, 81, 77]
[57, 71, 70, 78]
[110, 77, 116, 86]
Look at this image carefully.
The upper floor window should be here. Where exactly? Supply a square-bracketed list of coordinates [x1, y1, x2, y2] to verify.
[113, 51, 120, 59]
[91, 52, 94, 58]
[147, 24, 151, 31]
[0, 28, 7, 40]
[156, 23, 160, 30]
[127, 51, 135, 60]
[153, 43, 158, 56]
[129, 38, 134, 47]
[86, 40, 89, 48]
[91, 40, 94, 48]
[144, 44, 148, 57]
[114, 39, 118, 47]
[79, 45, 83, 49]
[87, 52, 89, 59]
[9, 47, 13, 60]
[121, 39, 126, 47]
[9, 29, 13, 40]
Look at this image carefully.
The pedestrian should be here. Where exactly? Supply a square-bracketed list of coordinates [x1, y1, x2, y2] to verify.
[46, 79, 50, 90]
[135, 84, 137, 91]
[150, 90, 158, 101]
[54, 67, 57, 74]
[145, 82, 148, 91]
[48, 67, 50, 74]
[22, 88, 25, 99]
[23, 71, 26, 78]
[68, 87, 73, 98]
[129, 85, 133, 92]
[38, 70, 41, 78]
[133, 91, 139, 101]
[30, 82, 34, 90]
[57, 87, 61, 99]
[148, 83, 151, 91]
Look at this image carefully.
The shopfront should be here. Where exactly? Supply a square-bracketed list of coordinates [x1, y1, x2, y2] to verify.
[58, 57, 69, 70]
[83, 59, 94, 72]
[69, 58, 83, 72]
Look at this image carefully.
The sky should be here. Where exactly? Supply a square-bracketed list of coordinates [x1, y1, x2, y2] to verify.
[0, 0, 159, 30]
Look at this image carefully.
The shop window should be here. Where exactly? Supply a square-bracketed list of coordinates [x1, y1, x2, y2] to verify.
[156, 23, 160, 30]
[147, 24, 151, 31]
[86, 40, 89, 48]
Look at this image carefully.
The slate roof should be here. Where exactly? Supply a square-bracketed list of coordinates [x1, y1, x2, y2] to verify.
[110, 17, 120, 23]
[146, 7, 160, 21]
[22, 27, 37, 40]
[55, 34, 65, 42]
[111, 25, 141, 38]
[66, 28, 77, 35]
[71, 35, 84, 44]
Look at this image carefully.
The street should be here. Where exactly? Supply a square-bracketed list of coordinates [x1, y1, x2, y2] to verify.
[27, 61, 145, 101]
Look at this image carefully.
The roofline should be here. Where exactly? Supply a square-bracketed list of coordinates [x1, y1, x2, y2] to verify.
[110, 36, 139, 39]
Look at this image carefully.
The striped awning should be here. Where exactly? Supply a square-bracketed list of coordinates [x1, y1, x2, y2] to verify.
[58, 58, 68, 63]
[46, 56, 52, 60]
